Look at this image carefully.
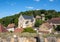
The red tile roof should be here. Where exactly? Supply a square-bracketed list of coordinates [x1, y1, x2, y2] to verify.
[0, 24, 8, 32]
[14, 28, 23, 33]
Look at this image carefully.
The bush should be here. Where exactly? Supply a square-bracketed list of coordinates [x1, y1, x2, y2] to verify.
[23, 27, 36, 33]
[35, 19, 43, 27]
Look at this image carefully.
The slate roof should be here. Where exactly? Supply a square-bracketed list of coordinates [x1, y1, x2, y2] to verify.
[22, 15, 34, 19]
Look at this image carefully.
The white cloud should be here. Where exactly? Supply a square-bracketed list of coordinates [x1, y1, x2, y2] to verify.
[26, 6, 34, 9]
[34, 0, 40, 2]
[49, 0, 54, 2]
[36, 9, 40, 10]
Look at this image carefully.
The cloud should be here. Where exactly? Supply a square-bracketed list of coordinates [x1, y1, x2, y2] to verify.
[49, 0, 54, 2]
[36, 9, 40, 10]
[34, 0, 40, 2]
[26, 6, 34, 9]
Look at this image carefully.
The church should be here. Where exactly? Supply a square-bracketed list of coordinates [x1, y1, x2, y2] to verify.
[18, 15, 35, 28]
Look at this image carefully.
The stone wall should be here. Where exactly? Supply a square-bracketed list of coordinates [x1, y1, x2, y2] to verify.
[44, 38, 60, 42]
[0, 36, 60, 42]
[0, 37, 36, 42]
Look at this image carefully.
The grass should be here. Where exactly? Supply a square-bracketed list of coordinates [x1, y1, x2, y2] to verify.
[0, 32, 37, 38]
[0, 32, 60, 38]
[42, 34, 60, 38]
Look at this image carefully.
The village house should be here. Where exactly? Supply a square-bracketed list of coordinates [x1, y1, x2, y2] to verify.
[39, 22, 53, 34]
[47, 18, 60, 27]
[7, 23, 15, 32]
[18, 14, 35, 28]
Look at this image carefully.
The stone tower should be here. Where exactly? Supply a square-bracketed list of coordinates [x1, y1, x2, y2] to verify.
[41, 14, 45, 21]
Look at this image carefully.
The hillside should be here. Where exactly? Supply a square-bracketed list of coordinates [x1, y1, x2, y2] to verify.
[0, 10, 60, 27]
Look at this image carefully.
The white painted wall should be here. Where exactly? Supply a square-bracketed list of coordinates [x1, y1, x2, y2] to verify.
[7, 28, 14, 32]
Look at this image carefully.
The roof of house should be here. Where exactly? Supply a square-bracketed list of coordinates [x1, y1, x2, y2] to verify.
[14, 28, 23, 33]
[22, 15, 34, 19]
[40, 22, 53, 29]
[44, 23, 53, 29]
[47, 18, 60, 24]
[7, 23, 15, 28]
[36, 15, 41, 19]
[39, 30, 49, 33]
[0, 24, 8, 32]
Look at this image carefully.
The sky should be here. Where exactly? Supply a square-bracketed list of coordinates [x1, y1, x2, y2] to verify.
[0, 0, 60, 18]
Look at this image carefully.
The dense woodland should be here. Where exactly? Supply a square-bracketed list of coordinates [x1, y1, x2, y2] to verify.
[0, 10, 60, 27]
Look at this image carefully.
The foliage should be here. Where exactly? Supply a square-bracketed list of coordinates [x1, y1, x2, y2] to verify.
[35, 19, 43, 27]
[0, 9, 60, 27]
[23, 27, 36, 33]
[55, 25, 60, 31]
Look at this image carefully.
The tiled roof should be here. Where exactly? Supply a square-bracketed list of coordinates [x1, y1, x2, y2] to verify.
[0, 24, 8, 32]
[14, 28, 23, 33]
[39, 31, 49, 33]
[36, 15, 41, 18]
[48, 18, 60, 24]
[43, 23, 53, 29]
[40, 22, 53, 29]
[7, 23, 15, 28]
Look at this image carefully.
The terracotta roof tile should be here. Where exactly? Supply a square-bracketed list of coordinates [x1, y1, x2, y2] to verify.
[14, 28, 23, 33]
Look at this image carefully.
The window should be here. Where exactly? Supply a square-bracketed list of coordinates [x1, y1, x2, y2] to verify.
[25, 21, 29, 24]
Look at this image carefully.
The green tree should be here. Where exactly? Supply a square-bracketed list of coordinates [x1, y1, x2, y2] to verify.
[55, 25, 60, 31]
[35, 19, 43, 27]
[0, 9, 60, 27]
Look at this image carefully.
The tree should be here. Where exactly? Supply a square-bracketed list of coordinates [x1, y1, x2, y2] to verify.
[55, 25, 60, 31]
[35, 19, 43, 27]
[0, 9, 60, 27]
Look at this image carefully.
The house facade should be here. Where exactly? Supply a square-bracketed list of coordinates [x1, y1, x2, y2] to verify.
[7, 23, 15, 32]
[36, 14, 45, 21]
[18, 15, 35, 28]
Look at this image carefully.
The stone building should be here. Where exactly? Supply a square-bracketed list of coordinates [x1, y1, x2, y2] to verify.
[18, 15, 35, 28]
